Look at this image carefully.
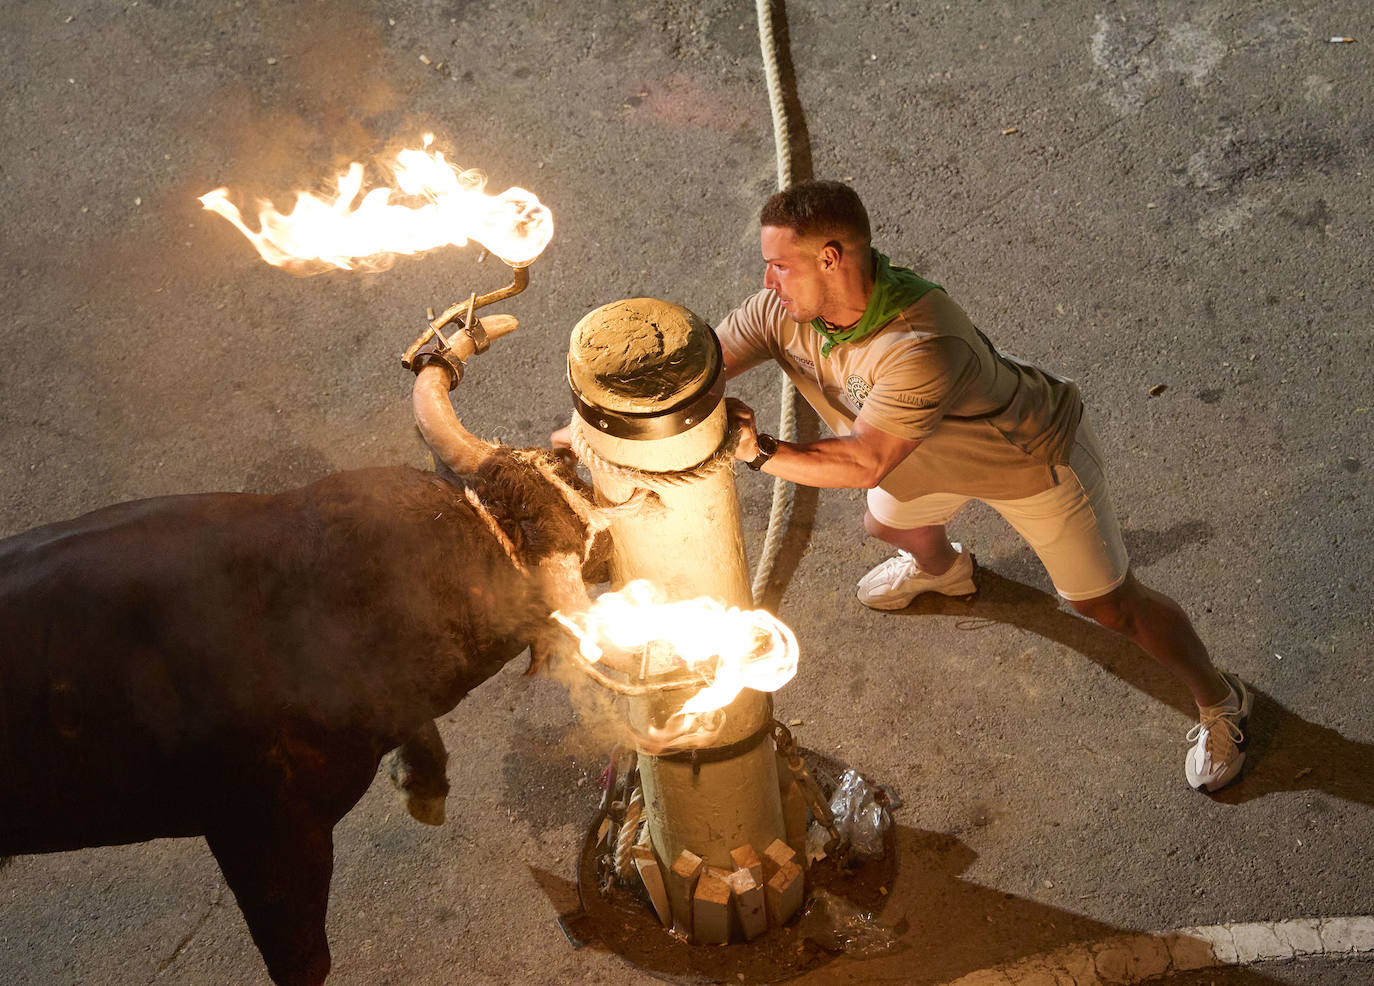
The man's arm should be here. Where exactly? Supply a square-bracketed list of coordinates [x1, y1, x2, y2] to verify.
[721, 348, 751, 381]
[726, 398, 918, 489]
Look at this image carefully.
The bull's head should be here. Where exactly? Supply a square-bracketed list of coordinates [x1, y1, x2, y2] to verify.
[411, 352, 609, 673]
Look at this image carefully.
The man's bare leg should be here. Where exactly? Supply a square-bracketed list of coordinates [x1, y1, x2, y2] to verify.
[865, 511, 1229, 707]
[862, 512, 961, 575]
[1069, 571, 1231, 708]
[862, 514, 1247, 788]
[1072, 572, 1252, 791]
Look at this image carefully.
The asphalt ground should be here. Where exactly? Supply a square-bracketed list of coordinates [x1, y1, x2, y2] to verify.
[1, 0, 1371, 984]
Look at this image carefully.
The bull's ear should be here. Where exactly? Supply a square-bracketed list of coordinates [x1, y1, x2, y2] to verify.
[524, 646, 544, 676]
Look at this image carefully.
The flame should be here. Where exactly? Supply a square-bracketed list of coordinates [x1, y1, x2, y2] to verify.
[198, 134, 553, 273]
[553, 580, 798, 737]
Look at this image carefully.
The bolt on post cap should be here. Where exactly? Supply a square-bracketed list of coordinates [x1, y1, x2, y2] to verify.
[568, 298, 724, 440]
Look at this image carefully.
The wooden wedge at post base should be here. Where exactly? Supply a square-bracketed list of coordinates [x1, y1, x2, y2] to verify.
[667, 850, 704, 937]
[730, 844, 763, 888]
[693, 868, 734, 945]
[762, 837, 798, 882]
[779, 779, 808, 862]
[765, 859, 804, 927]
[631, 845, 671, 927]
[729, 868, 767, 940]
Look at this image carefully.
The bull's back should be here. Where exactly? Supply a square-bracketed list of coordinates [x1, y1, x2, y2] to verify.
[0, 489, 292, 848]
[0, 468, 505, 854]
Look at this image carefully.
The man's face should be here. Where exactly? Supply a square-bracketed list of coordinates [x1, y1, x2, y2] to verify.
[761, 225, 832, 324]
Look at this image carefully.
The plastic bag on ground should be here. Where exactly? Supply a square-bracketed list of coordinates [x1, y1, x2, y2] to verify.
[828, 768, 889, 858]
[796, 888, 899, 956]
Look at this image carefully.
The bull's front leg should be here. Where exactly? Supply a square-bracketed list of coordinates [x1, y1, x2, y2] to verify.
[387, 719, 449, 826]
[206, 815, 334, 986]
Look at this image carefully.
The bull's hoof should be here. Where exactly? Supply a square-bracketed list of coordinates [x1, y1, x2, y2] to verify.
[405, 793, 446, 826]
[387, 740, 449, 826]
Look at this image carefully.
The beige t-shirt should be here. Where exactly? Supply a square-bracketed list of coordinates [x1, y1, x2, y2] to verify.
[717, 287, 1082, 501]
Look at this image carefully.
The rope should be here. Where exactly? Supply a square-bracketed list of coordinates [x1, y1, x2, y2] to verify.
[569, 414, 738, 492]
[613, 786, 644, 883]
[751, 0, 802, 606]
[757, 0, 792, 189]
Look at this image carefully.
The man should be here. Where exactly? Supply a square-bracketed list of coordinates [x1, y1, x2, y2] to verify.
[718, 180, 1250, 792]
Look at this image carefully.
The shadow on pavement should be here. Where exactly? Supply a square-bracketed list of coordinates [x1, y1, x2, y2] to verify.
[755, 404, 821, 614]
[901, 569, 1374, 810]
[531, 821, 1297, 985]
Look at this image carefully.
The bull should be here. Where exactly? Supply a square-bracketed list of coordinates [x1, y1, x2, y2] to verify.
[0, 337, 607, 986]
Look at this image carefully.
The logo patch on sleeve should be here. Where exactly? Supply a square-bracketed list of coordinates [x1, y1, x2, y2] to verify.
[890, 391, 941, 409]
[844, 374, 871, 409]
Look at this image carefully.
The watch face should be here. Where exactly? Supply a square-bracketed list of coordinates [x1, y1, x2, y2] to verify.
[758, 434, 779, 455]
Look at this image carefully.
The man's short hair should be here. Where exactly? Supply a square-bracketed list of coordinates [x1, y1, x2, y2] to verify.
[760, 180, 871, 246]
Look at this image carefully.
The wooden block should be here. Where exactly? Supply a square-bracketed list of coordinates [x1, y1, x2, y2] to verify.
[762, 837, 797, 882]
[692, 868, 734, 945]
[631, 846, 671, 927]
[667, 850, 703, 936]
[730, 844, 763, 888]
[765, 859, 804, 927]
[729, 868, 767, 940]
[780, 780, 809, 862]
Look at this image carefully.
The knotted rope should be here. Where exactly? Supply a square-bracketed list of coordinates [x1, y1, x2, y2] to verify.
[568, 413, 739, 496]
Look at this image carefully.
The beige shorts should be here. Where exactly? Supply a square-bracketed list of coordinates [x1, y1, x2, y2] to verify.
[865, 416, 1130, 601]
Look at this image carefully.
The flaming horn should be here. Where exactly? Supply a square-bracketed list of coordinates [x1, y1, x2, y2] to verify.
[198, 136, 550, 463]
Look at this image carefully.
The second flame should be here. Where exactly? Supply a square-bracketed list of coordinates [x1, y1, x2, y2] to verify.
[553, 580, 798, 727]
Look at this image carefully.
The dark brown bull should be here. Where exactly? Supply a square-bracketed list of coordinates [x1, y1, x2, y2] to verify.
[0, 344, 605, 985]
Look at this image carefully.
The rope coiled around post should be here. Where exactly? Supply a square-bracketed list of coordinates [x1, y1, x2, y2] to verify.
[568, 413, 739, 494]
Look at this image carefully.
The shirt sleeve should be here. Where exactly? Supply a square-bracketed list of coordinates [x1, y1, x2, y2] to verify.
[857, 335, 980, 442]
[715, 289, 784, 373]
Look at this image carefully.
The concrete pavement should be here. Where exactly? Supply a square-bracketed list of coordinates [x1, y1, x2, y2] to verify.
[2, 0, 1370, 983]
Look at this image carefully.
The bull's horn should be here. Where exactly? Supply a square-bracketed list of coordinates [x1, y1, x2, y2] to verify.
[411, 314, 518, 475]
[413, 364, 493, 475]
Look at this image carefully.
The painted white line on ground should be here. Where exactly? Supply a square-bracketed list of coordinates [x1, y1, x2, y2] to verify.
[939, 916, 1374, 985]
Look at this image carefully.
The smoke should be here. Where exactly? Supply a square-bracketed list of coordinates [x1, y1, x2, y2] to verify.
[536, 639, 643, 754]
[536, 632, 740, 757]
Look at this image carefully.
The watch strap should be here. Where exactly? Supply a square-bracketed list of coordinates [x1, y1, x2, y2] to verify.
[747, 433, 778, 471]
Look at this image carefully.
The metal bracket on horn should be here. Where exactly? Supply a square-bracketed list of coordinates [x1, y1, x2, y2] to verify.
[406, 294, 496, 392]
[401, 264, 527, 370]
[410, 342, 465, 391]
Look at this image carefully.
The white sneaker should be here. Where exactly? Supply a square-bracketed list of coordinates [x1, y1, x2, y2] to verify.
[1185, 672, 1252, 793]
[855, 544, 977, 610]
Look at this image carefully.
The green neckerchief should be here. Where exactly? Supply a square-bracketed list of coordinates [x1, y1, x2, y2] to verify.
[811, 251, 940, 357]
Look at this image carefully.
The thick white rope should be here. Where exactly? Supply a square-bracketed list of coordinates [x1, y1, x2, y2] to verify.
[757, 0, 793, 190]
[568, 414, 738, 490]
[751, 0, 800, 606]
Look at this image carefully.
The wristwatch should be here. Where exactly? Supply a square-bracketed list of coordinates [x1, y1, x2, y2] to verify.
[747, 433, 779, 471]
